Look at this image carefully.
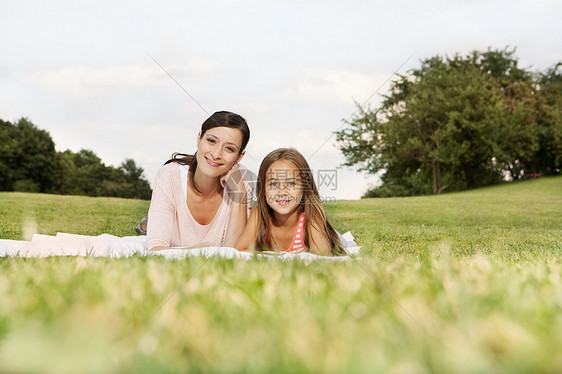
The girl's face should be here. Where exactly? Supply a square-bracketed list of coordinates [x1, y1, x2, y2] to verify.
[265, 159, 302, 217]
[196, 127, 244, 178]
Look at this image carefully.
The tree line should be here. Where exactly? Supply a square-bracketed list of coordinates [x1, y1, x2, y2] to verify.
[0, 118, 152, 200]
[336, 47, 561, 197]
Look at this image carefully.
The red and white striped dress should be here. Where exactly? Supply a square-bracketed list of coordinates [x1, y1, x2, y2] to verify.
[281, 212, 306, 253]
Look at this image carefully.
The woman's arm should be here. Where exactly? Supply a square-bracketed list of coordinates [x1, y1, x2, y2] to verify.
[235, 208, 258, 251]
[149, 245, 172, 251]
[222, 165, 251, 247]
[146, 167, 176, 251]
[224, 194, 248, 247]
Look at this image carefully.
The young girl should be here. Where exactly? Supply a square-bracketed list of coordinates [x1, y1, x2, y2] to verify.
[236, 148, 346, 256]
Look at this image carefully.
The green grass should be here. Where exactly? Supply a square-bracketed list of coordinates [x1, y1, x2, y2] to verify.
[329, 176, 562, 261]
[0, 192, 149, 240]
[0, 177, 561, 373]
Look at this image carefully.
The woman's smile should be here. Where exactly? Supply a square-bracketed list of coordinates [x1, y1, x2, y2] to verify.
[205, 156, 223, 168]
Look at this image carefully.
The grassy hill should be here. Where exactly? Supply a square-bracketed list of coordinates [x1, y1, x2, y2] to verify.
[0, 177, 561, 373]
[329, 176, 562, 261]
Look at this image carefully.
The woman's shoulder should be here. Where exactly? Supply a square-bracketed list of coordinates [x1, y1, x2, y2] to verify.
[158, 162, 185, 174]
[237, 163, 250, 171]
[154, 162, 185, 185]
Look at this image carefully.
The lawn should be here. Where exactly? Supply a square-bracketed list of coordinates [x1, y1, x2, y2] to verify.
[0, 177, 561, 373]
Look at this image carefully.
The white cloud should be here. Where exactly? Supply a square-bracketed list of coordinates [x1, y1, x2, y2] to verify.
[287, 70, 390, 107]
[1, 0, 561, 199]
[20, 66, 156, 97]
[15, 60, 222, 98]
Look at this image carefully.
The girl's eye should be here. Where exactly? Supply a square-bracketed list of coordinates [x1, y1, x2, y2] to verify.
[268, 181, 277, 188]
[226, 147, 235, 153]
[288, 181, 296, 187]
[207, 138, 216, 144]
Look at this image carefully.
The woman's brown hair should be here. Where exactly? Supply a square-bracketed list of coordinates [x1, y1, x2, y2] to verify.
[254, 148, 346, 256]
[165, 111, 250, 192]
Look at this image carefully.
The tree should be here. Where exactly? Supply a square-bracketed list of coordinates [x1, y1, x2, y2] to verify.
[338, 51, 505, 195]
[0, 118, 153, 199]
[99, 159, 152, 200]
[534, 62, 562, 174]
[0, 118, 59, 192]
[0, 119, 17, 190]
[119, 159, 152, 200]
[337, 47, 558, 197]
[68, 149, 111, 196]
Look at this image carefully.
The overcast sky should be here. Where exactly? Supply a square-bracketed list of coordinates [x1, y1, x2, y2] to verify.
[1, 0, 560, 199]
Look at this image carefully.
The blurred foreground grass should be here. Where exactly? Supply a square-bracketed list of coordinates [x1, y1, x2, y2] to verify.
[0, 177, 561, 373]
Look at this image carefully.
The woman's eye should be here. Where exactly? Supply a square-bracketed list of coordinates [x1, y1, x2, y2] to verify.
[207, 138, 216, 144]
[226, 147, 235, 152]
[288, 181, 296, 187]
[268, 182, 277, 188]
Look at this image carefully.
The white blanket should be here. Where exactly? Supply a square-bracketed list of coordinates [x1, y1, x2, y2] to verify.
[0, 232, 360, 261]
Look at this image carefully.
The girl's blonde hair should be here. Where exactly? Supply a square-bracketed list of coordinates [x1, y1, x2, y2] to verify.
[255, 148, 346, 255]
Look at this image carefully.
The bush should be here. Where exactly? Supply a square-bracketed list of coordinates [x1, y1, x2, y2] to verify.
[13, 179, 40, 193]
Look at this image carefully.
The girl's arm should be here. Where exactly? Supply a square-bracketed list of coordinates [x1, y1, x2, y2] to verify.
[235, 209, 258, 251]
[308, 223, 332, 256]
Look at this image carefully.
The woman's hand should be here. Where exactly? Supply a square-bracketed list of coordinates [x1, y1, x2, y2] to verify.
[220, 164, 247, 204]
[220, 163, 240, 187]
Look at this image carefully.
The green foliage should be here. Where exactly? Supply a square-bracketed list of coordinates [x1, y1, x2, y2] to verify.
[116, 159, 153, 200]
[12, 179, 40, 193]
[0, 177, 561, 373]
[535, 62, 562, 170]
[0, 118, 152, 199]
[0, 118, 59, 192]
[337, 47, 562, 197]
[0, 119, 16, 190]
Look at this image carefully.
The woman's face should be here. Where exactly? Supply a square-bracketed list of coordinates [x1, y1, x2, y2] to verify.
[265, 159, 302, 217]
[196, 127, 244, 178]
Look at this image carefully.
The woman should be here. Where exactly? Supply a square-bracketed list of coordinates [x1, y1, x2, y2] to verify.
[146, 111, 253, 251]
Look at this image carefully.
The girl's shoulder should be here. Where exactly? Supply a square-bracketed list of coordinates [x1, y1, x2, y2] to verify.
[248, 206, 259, 220]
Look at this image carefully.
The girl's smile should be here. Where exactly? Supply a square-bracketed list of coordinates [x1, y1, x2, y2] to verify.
[273, 195, 295, 207]
[276, 198, 289, 206]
